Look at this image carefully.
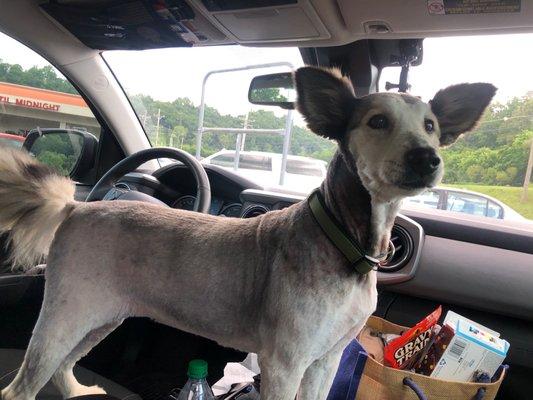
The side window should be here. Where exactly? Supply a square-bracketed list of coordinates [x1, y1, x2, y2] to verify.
[286, 159, 325, 177]
[446, 192, 488, 217]
[404, 189, 441, 209]
[487, 201, 503, 219]
[210, 153, 235, 167]
[0, 32, 100, 168]
[238, 154, 272, 171]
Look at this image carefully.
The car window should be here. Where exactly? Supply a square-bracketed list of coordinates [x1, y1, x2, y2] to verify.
[0, 32, 101, 174]
[487, 201, 503, 219]
[286, 159, 324, 177]
[104, 46, 334, 194]
[238, 154, 272, 171]
[105, 36, 532, 220]
[210, 154, 235, 167]
[382, 35, 533, 222]
[404, 190, 440, 210]
[446, 192, 488, 217]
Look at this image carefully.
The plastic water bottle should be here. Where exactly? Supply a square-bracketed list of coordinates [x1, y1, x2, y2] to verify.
[173, 359, 215, 400]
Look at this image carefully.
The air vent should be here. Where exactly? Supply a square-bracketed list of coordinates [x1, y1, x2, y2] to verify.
[379, 225, 414, 272]
[241, 204, 269, 218]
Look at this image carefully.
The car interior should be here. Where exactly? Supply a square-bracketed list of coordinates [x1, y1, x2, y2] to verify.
[0, 1, 532, 399]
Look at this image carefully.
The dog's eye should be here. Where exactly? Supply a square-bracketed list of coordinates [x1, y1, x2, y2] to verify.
[367, 114, 389, 130]
[424, 119, 435, 133]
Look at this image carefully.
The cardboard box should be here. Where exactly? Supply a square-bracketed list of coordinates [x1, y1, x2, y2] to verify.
[431, 319, 509, 382]
[443, 311, 500, 337]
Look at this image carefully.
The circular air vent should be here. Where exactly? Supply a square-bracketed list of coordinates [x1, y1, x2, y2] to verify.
[378, 225, 414, 272]
[241, 204, 269, 219]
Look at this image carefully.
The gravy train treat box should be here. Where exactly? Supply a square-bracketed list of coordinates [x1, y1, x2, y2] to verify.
[383, 306, 441, 369]
[430, 319, 509, 382]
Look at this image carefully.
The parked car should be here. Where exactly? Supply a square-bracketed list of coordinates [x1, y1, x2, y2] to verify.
[403, 187, 526, 221]
[202, 150, 327, 193]
[0, 132, 24, 149]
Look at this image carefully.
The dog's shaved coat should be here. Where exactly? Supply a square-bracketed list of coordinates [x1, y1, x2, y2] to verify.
[0, 67, 495, 400]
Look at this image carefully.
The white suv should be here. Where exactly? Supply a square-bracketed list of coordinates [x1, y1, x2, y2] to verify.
[202, 150, 327, 194]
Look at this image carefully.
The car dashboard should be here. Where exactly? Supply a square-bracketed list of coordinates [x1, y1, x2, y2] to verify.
[117, 162, 428, 286]
[116, 161, 533, 320]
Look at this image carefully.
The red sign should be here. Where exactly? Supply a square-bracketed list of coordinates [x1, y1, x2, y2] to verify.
[0, 95, 60, 112]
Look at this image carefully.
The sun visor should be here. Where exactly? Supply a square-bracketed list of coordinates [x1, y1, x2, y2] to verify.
[40, 0, 212, 50]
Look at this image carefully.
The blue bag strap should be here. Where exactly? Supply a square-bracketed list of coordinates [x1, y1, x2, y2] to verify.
[402, 378, 428, 400]
[326, 340, 368, 400]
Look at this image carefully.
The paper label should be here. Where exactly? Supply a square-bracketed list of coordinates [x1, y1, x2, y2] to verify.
[428, 0, 521, 15]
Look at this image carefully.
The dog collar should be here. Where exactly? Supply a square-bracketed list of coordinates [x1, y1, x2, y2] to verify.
[308, 189, 377, 275]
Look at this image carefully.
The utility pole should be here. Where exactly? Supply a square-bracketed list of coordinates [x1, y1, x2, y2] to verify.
[241, 112, 249, 151]
[234, 113, 249, 171]
[522, 137, 533, 202]
[156, 108, 161, 146]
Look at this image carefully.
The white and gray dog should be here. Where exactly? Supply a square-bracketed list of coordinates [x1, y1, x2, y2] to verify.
[0, 67, 495, 400]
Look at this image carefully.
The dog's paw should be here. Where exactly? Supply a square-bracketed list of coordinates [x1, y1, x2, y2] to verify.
[0, 388, 17, 400]
[1, 388, 15, 400]
[71, 385, 107, 397]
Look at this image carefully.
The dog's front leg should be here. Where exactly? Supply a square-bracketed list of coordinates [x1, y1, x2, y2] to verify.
[298, 322, 366, 400]
[296, 339, 348, 400]
[258, 356, 308, 400]
[297, 348, 343, 400]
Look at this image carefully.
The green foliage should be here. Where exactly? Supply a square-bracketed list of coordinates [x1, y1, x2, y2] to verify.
[0, 59, 529, 190]
[135, 88, 532, 189]
[250, 87, 288, 103]
[442, 127, 532, 187]
[131, 93, 336, 160]
[0, 58, 77, 94]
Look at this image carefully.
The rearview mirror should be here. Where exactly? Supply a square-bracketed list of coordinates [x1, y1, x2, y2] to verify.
[23, 128, 98, 181]
[248, 72, 295, 110]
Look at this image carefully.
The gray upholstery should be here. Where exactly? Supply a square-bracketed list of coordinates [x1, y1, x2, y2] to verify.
[0, 349, 140, 400]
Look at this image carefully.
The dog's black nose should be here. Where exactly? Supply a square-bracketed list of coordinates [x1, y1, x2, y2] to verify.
[405, 147, 441, 176]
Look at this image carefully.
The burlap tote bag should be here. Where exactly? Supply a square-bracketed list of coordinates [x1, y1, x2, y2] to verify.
[327, 316, 506, 400]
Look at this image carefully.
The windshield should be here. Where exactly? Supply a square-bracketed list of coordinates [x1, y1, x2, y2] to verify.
[104, 46, 332, 195]
[105, 35, 533, 221]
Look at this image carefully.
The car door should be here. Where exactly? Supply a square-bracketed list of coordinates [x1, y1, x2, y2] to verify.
[376, 211, 533, 399]
[0, 32, 109, 347]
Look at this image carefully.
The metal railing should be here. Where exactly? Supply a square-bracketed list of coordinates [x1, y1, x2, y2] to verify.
[196, 62, 294, 185]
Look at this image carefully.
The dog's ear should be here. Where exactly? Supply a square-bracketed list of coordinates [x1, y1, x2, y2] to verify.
[294, 67, 356, 141]
[430, 83, 496, 146]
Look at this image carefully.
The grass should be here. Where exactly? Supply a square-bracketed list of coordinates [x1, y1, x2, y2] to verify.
[445, 184, 533, 219]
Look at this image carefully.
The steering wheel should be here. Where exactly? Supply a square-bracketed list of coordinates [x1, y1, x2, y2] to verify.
[86, 147, 211, 213]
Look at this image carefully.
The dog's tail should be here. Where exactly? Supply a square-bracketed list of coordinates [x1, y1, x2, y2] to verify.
[0, 148, 76, 270]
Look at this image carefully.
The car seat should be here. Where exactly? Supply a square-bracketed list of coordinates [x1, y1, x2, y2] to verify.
[0, 349, 140, 400]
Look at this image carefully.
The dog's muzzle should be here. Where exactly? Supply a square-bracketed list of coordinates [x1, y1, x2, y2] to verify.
[401, 147, 441, 188]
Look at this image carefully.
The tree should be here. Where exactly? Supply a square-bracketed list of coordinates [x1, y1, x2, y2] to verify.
[250, 88, 288, 103]
[0, 58, 77, 94]
[3, 58, 530, 185]
[466, 165, 483, 182]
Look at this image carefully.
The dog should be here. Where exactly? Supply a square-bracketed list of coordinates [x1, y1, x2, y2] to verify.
[0, 67, 495, 400]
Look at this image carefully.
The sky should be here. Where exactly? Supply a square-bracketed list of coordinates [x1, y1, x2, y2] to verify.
[2, 31, 533, 121]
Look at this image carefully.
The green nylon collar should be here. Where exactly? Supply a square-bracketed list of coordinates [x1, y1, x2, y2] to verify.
[308, 189, 377, 275]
